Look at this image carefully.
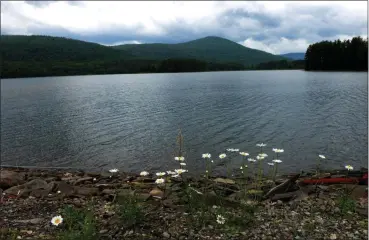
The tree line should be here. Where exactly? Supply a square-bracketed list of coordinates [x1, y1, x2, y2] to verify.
[1, 58, 248, 79]
[305, 36, 368, 71]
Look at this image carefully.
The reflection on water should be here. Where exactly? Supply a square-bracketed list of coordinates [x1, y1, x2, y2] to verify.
[1, 70, 367, 174]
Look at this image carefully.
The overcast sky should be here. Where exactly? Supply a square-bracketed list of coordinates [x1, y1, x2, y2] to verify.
[1, 1, 367, 54]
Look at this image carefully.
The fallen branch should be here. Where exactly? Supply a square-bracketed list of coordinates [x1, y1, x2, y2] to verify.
[264, 174, 300, 198]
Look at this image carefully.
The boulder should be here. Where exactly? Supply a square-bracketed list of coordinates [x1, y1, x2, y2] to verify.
[0, 170, 26, 189]
[4, 185, 29, 197]
[4, 178, 52, 197]
[150, 188, 164, 199]
[30, 182, 55, 198]
[56, 181, 75, 196]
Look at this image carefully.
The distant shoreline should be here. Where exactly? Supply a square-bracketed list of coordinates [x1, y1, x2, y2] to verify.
[2, 69, 367, 80]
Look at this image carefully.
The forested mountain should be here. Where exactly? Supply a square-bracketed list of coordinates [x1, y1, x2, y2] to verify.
[1, 34, 366, 79]
[111, 36, 287, 66]
[0, 35, 287, 78]
[279, 53, 305, 60]
[305, 36, 368, 71]
[0, 35, 133, 62]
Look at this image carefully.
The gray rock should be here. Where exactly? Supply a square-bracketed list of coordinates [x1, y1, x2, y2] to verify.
[14, 218, 44, 224]
[24, 179, 49, 190]
[4, 185, 28, 197]
[163, 232, 170, 238]
[99, 229, 108, 234]
[30, 182, 55, 198]
[73, 177, 93, 185]
[0, 170, 26, 189]
[214, 178, 235, 184]
[56, 181, 74, 196]
[149, 188, 164, 199]
[74, 187, 99, 196]
[4, 179, 53, 198]
[101, 189, 115, 195]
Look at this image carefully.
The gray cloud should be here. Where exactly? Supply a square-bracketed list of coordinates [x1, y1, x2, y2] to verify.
[1, 1, 367, 54]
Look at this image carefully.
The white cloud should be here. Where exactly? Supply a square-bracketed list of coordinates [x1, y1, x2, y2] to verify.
[1, 1, 367, 54]
[239, 37, 310, 55]
[104, 40, 142, 46]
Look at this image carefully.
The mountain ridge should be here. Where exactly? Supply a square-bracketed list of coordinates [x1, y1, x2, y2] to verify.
[279, 52, 305, 60]
[111, 36, 287, 65]
[1, 34, 288, 78]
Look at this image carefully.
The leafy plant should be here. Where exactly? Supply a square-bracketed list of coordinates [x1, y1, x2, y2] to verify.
[337, 195, 356, 214]
[116, 194, 144, 229]
[58, 204, 98, 240]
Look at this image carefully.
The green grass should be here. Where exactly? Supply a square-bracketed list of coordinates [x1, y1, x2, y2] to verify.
[116, 194, 145, 229]
[337, 195, 356, 214]
[58, 204, 98, 240]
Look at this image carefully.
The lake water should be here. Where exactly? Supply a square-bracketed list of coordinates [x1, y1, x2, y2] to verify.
[1, 70, 367, 175]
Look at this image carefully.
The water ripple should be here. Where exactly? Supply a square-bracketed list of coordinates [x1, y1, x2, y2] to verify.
[1, 71, 367, 174]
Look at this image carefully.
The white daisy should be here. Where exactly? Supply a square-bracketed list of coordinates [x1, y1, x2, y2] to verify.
[240, 152, 249, 156]
[155, 178, 165, 184]
[219, 153, 227, 159]
[202, 153, 211, 158]
[51, 215, 63, 226]
[258, 153, 268, 157]
[216, 215, 226, 224]
[272, 159, 282, 164]
[140, 171, 149, 176]
[175, 169, 188, 174]
[345, 165, 353, 171]
[272, 148, 284, 153]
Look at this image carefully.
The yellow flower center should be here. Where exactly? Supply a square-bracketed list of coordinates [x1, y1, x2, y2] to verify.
[55, 219, 60, 224]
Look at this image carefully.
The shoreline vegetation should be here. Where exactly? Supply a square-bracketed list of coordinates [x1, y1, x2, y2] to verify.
[1, 131, 368, 240]
[1, 35, 367, 79]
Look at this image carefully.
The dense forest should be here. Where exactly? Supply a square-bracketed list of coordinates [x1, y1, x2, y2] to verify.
[1, 35, 367, 79]
[305, 36, 368, 71]
[248, 60, 304, 70]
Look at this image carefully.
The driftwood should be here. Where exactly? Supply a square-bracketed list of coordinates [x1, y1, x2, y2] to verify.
[264, 174, 300, 198]
[271, 191, 300, 201]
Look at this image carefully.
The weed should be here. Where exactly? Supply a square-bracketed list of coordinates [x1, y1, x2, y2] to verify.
[58, 204, 98, 240]
[116, 194, 144, 229]
[337, 194, 356, 214]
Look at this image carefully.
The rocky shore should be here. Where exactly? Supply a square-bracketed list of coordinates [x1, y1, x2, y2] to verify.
[1, 167, 368, 240]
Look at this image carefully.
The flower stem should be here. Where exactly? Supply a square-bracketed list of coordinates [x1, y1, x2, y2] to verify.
[257, 159, 263, 189]
[273, 164, 278, 181]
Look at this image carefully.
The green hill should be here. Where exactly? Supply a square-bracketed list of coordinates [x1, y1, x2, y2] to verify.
[0, 35, 133, 62]
[0, 35, 154, 78]
[112, 36, 286, 66]
[1, 35, 287, 78]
